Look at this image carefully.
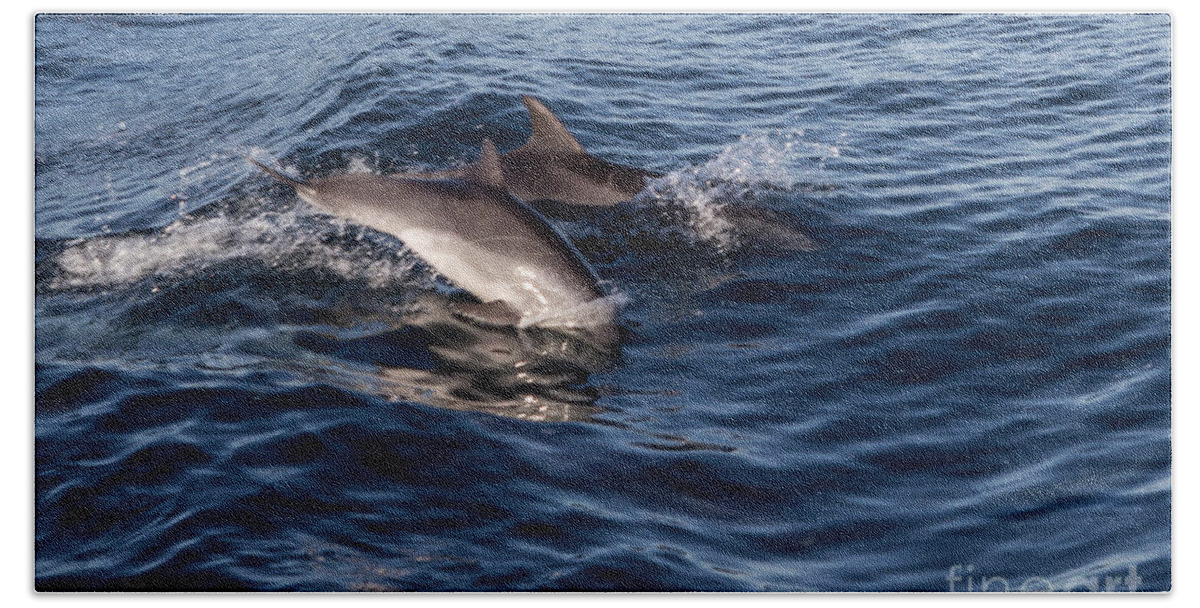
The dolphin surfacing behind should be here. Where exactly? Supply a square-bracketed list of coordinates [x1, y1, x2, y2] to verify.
[501, 95, 662, 206]
[397, 96, 661, 207]
[249, 141, 617, 332]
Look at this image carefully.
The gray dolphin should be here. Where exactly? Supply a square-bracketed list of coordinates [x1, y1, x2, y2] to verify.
[248, 141, 617, 332]
[398, 96, 661, 206]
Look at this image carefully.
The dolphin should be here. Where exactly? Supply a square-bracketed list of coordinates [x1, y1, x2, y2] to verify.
[248, 140, 617, 332]
[397, 96, 662, 207]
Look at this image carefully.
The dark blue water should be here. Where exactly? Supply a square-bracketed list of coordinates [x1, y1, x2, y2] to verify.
[34, 13, 1170, 591]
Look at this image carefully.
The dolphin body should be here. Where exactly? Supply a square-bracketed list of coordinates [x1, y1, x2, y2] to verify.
[399, 96, 661, 207]
[249, 141, 616, 332]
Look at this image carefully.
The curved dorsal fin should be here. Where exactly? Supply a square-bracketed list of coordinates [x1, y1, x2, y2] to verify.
[466, 138, 506, 189]
[521, 95, 585, 154]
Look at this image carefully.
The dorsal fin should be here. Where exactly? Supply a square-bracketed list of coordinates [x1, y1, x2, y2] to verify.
[465, 138, 506, 189]
[521, 95, 585, 153]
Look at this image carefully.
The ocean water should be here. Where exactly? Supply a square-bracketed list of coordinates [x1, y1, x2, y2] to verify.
[33, 13, 1170, 591]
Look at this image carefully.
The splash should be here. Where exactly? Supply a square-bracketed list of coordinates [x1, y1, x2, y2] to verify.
[344, 153, 378, 174]
[50, 205, 426, 291]
[637, 128, 838, 251]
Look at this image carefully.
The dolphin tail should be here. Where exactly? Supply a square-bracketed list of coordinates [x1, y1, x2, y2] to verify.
[245, 156, 310, 191]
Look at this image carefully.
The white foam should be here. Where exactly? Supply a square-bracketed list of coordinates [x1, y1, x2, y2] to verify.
[638, 128, 838, 251]
[345, 153, 377, 174]
[50, 205, 426, 291]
